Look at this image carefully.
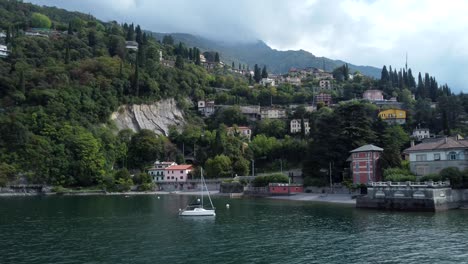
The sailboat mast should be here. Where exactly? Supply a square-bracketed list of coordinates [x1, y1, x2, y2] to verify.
[201, 167, 204, 208]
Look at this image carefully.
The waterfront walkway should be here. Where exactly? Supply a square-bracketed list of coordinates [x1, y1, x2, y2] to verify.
[268, 193, 356, 204]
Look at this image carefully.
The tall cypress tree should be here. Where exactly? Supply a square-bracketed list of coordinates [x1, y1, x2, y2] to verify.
[214, 52, 220, 63]
[135, 25, 142, 44]
[133, 59, 139, 96]
[261, 65, 268, 78]
[380, 65, 389, 82]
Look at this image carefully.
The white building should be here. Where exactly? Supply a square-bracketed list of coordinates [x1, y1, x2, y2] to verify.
[290, 119, 310, 135]
[319, 80, 332, 90]
[260, 108, 287, 119]
[125, 41, 138, 50]
[412, 128, 430, 140]
[148, 161, 177, 182]
[197, 100, 215, 117]
[286, 77, 301, 86]
[404, 136, 468, 176]
[0, 44, 8, 58]
[260, 78, 276, 87]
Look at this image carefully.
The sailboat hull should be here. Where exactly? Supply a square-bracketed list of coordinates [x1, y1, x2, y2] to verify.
[179, 208, 216, 216]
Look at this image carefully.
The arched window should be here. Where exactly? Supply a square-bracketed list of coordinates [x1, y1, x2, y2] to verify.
[449, 152, 457, 160]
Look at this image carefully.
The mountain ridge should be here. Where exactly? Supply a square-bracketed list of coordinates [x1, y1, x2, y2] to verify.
[150, 32, 381, 77]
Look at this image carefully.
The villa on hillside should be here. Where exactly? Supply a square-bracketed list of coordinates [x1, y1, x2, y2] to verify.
[363, 90, 384, 101]
[0, 44, 8, 58]
[260, 108, 287, 119]
[378, 109, 406, 124]
[349, 144, 383, 185]
[412, 128, 431, 141]
[290, 119, 310, 135]
[227, 126, 252, 141]
[403, 136, 468, 176]
[125, 41, 138, 50]
[319, 80, 332, 90]
[315, 93, 332, 106]
[198, 100, 216, 117]
[260, 78, 276, 87]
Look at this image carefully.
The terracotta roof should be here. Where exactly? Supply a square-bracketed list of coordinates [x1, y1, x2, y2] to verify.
[404, 137, 468, 153]
[350, 144, 383, 153]
[165, 165, 193, 170]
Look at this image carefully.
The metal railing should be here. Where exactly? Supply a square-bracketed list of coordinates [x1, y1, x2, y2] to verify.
[370, 181, 451, 188]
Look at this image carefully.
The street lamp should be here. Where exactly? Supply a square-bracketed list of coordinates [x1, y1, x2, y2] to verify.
[251, 159, 255, 177]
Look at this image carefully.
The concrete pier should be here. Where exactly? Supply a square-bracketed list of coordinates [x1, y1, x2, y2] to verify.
[357, 181, 468, 211]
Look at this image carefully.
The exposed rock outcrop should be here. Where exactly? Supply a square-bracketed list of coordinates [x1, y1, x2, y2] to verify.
[111, 98, 186, 135]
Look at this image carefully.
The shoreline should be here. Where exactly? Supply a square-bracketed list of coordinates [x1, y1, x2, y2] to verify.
[0, 190, 356, 205]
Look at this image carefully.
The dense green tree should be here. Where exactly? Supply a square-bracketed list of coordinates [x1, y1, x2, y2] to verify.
[128, 130, 165, 170]
[205, 155, 232, 178]
[31, 12, 51, 28]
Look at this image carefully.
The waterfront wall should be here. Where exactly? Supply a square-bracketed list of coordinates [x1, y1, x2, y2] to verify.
[357, 181, 468, 211]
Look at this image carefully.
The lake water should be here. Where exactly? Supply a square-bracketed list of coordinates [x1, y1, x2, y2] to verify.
[0, 195, 467, 264]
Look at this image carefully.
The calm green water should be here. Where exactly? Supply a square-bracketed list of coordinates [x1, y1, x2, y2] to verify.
[0, 195, 467, 264]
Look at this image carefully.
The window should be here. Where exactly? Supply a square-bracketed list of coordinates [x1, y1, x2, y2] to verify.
[171, 176, 174, 179]
[355, 162, 359, 170]
[180, 170, 183, 173]
[434, 153, 440, 160]
[180, 176, 184, 179]
[416, 154, 427, 161]
[449, 152, 457, 160]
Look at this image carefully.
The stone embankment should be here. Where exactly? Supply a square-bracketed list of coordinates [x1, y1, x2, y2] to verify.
[111, 98, 186, 135]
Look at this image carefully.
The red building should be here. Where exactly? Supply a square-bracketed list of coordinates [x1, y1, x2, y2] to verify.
[269, 183, 304, 195]
[349, 144, 383, 185]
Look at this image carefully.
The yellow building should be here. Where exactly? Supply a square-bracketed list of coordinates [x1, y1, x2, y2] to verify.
[378, 109, 406, 124]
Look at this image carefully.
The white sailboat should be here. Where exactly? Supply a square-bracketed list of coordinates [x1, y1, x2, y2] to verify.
[179, 168, 216, 216]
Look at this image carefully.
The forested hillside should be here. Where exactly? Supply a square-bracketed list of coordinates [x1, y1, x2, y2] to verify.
[151, 32, 382, 77]
[1, 0, 468, 190]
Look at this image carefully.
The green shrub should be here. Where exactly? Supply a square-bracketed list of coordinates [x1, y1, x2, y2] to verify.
[51, 185, 69, 193]
[252, 173, 289, 187]
[115, 178, 132, 192]
[419, 173, 442, 182]
[138, 182, 155, 191]
[384, 167, 415, 182]
[384, 174, 416, 182]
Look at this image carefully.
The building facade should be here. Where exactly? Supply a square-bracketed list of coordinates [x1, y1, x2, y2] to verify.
[198, 100, 215, 117]
[227, 126, 252, 141]
[148, 161, 177, 182]
[378, 109, 406, 124]
[290, 119, 310, 135]
[164, 165, 193, 183]
[315, 93, 332, 106]
[349, 145, 383, 184]
[363, 90, 384, 101]
[319, 80, 332, 90]
[412, 128, 431, 140]
[404, 137, 468, 176]
[260, 108, 287, 119]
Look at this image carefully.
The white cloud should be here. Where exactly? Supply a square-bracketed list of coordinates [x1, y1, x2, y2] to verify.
[27, 0, 468, 91]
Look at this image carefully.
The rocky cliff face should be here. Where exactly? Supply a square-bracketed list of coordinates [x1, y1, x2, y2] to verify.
[111, 98, 186, 135]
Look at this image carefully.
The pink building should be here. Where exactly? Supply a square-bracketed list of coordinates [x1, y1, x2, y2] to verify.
[363, 90, 384, 101]
[164, 165, 193, 183]
[148, 161, 176, 182]
[349, 144, 383, 185]
[315, 93, 332, 106]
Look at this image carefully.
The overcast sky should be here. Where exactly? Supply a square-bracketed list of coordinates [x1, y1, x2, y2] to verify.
[27, 0, 468, 92]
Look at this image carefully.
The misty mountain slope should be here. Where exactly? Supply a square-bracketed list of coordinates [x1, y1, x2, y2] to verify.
[151, 32, 381, 77]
